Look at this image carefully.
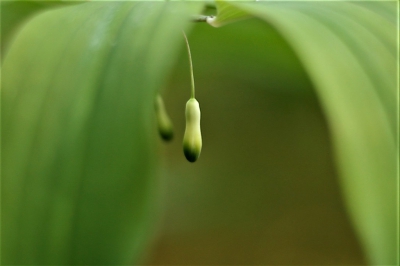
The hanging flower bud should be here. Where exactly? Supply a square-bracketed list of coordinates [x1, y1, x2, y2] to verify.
[183, 98, 202, 162]
[155, 94, 174, 141]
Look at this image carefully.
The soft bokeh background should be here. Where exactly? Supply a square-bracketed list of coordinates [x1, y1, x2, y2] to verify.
[142, 18, 366, 264]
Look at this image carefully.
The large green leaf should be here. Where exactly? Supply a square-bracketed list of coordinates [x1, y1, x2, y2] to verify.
[1, 0, 83, 57]
[2, 1, 201, 264]
[213, 1, 398, 264]
[206, 0, 250, 27]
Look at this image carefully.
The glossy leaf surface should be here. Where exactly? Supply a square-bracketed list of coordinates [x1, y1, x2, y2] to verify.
[1, 0, 83, 56]
[2, 1, 200, 264]
[215, 1, 398, 264]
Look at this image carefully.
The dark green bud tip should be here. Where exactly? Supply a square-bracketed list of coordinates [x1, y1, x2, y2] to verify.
[183, 142, 201, 162]
[160, 127, 174, 141]
[155, 94, 174, 142]
[183, 98, 202, 162]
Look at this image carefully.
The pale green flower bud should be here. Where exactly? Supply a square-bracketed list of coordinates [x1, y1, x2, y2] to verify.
[155, 94, 173, 141]
[183, 98, 202, 162]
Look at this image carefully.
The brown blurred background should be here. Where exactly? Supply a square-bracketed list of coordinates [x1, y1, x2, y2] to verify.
[143, 18, 366, 265]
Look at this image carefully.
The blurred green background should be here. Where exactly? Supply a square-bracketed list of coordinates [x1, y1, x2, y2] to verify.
[142, 18, 366, 264]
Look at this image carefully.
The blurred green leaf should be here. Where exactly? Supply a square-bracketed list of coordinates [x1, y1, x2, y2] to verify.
[216, 1, 397, 264]
[1, 0, 84, 57]
[2, 1, 201, 264]
[207, 0, 251, 27]
[2, 1, 46, 56]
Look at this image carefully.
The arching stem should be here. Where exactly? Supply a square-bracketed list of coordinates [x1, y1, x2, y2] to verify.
[182, 31, 195, 99]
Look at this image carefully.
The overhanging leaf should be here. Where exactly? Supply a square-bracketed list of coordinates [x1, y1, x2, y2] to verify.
[1, 0, 83, 57]
[216, 1, 398, 264]
[2, 1, 202, 264]
[207, 0, 251, 27]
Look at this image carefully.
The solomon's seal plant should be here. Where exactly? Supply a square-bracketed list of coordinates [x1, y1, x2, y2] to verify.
[182, 31, 202, 162]
[154, 31, 202, 162]
[183, 98, 202, 162]
[1, 1, 396, 265]
[155, 93, 174, 141]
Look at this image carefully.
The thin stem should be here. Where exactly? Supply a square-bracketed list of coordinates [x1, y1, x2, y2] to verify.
[182, 31, 195, 99]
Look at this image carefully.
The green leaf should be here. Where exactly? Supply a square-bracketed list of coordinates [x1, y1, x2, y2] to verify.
[2, 1, 202, 264]
[208, 0, 251, 27]
[216, 1, 398, 264]
[1, 1, 83, 57]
